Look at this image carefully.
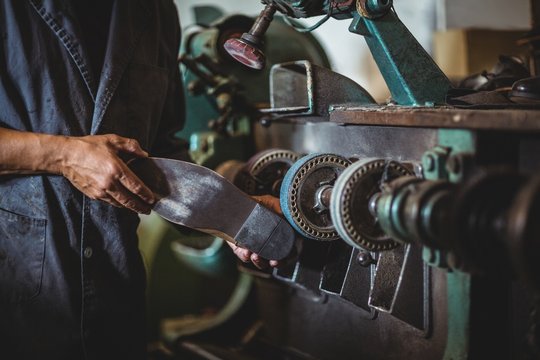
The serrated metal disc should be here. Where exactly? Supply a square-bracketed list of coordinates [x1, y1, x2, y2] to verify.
[331, 159, 411, 251]
[280, 153, 351, 241]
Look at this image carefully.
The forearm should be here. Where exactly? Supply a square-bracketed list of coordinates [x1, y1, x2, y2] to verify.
[0, 127, 68, 175]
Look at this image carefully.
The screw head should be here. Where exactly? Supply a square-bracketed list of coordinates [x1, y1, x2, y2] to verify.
[260, 118, 272, 128]
[357, 251, 374, 267]
[447, 155, 462, 174]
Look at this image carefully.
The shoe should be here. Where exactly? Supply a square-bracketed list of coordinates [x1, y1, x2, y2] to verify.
[129, 157, 296, 261]
[459, 55, 530, 91]
[509, 76, 540, 103]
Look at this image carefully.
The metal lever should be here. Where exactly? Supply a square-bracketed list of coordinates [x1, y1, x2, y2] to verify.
[368, 245, 409, 313]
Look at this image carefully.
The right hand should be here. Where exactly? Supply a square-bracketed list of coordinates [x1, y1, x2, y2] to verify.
[226, 195, 285, 269]
[59, 134, 155, 214]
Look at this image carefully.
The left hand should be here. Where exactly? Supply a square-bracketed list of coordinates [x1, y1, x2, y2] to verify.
[226, 194, 283, 270]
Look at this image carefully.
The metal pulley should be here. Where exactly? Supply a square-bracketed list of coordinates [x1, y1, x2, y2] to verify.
[375, 177, 453, 250]
[217, 149, 300, 196]
[331, 159, 412, 251]
[238, 149, 300, 196]
[507, 175, 540, 290]
[280, 153, 351, 241]
[449, 169, 526, 272]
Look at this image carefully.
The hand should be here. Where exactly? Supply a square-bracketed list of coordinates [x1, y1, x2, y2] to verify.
[226, 194, 283, 269]
[60, 134, 155, 214]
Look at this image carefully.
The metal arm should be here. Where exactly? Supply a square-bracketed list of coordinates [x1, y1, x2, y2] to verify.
[224, 0, 452, 106]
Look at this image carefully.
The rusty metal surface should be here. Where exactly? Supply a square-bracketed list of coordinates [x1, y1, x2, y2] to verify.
[254, 121, 437, 162]
[329, 106, 540, 132]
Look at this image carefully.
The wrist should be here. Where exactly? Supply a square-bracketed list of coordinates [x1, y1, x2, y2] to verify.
[0, 128, 76, 176]
[42, 134, 74, 175]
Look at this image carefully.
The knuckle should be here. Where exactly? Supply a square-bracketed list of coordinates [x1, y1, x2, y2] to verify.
[126, 138, 141, 150]
[104, 162, 122, 178]
[93, 189, 108, 199]
[96, 176, 114, 191]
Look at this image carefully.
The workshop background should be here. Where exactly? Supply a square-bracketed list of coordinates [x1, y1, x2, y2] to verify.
[141, 1, 540, 359]
[174, 0, 530, 100]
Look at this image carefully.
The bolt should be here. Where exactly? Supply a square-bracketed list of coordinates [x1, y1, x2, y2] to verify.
[200, 139, 209, 153]
[357, 251, 374, 267]
[260, 118, 272, 128]
[424, 154, 435, 172]
[313, 185, 333, 214]
[447, 155, 461, 175]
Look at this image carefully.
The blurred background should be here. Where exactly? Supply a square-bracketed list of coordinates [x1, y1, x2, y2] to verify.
[174, 0, 530, 101]
[142, 1, 536, 358]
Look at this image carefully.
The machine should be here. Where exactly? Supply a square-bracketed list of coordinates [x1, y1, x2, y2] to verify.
[155, 1, 540, 359]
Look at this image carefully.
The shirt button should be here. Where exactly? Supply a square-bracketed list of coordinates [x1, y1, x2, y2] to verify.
[83, 246, 93, 259]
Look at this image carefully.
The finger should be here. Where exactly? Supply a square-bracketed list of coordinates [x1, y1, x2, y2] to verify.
[117, 164, 156, 205]
[106, 182, 152, 214]
[269, 260, 279, 267]
[228, 242, 251, 263]
[250, 253, 269, 270]
[109, 135, 149, 157]
[102, 196, 124, 208]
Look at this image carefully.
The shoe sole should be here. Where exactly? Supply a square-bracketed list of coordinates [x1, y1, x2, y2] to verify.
[130, 157, 295, 260]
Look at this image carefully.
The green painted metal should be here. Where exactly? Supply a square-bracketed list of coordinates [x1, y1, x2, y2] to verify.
[138, 213, 239, 341]
[349, 11, 452, 106]
[189, 131, 251, 170]
[376, 129, 476, 358]
[422, 247, 445, 267]
[179, 14, 331, 141]
[264, 0, 452, 106]
[437, 129, 476, 360]
[443, 271, 472, 360]
[422, 146, 451, 181]
[438, 129, 476, 156]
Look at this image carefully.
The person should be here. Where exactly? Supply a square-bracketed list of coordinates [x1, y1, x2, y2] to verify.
[0, 1, 278, 359]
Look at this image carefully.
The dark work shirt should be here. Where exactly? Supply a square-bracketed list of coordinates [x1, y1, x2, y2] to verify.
[72, 0, 114, 77]
[0, 1, 185, 359]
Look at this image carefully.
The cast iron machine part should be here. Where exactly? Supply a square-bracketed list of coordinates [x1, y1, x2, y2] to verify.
[330, 159, 413, 252]
[280, 154, 415, 249]
[179, 53, 260, 135]
[236, 149, 301, 197]
[217, 148, 301, 197]
[368, 167, 540, 291]
[280, 153, 352, 241]
[224, 0, 452, 106]
[279, 154, 427, 318]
